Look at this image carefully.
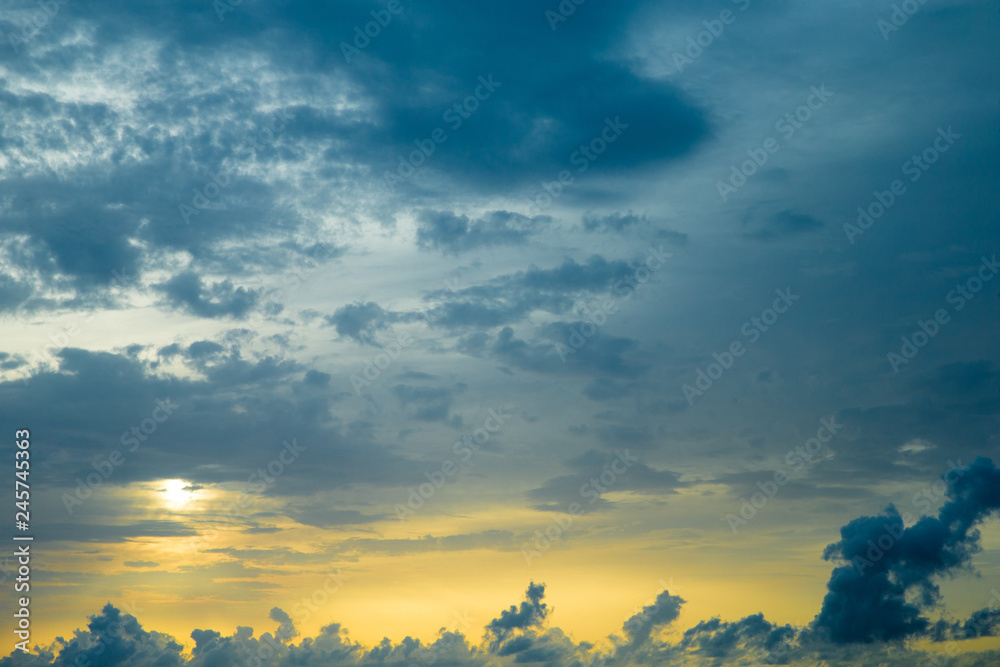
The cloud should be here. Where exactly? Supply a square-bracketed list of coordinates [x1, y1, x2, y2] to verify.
[425, 255, 635, 330]
[45, 603, 184, 667]
[326, 302, 392, 345]
[156, 272, 260, 319]
[741, 209, 824, 241]
[814, 457, 1000, 643]
[0, 0, 710, 314]
[269, 607, 298, 642]
[416, 210, 544, 254]
[527, 449, 684, 511]
[303, 369, 331, 387]
[580, 211, 687, 243]
[485, 582, 548, 651]
[11, 582, 1000, 667]
[0, 346, 420, 506]
[391, 382, 466, 423]
[325, 302, 422, 345]
[38, 520, 198, 543]
[679, 614, 796, 662]
[583, 211, 648, 233]
[284, 505, 384, 529]
[621, 590, 685, 649]
[501, 324, 646, 379]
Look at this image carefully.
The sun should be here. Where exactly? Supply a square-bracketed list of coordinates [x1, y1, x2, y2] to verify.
[159, 479, 197, 509]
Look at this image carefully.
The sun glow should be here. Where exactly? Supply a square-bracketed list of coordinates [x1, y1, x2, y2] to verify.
[158, 479, 197, 509]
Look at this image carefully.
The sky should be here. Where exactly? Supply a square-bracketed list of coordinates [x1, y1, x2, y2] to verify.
[1, 0, 999, 665]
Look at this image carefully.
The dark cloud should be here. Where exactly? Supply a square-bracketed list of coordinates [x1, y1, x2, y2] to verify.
[391, 383, 466, 423]
[580, 210, 687, 242]
[741, 209, 823, 241]
[0, 347, 419, 506]
[931, 605, 1000, 643]
[269, 607, 298, 642]
[0, 0, 710, 314]
[186, 341, 224, 359]
[156, 272, 260, 319]
[416, 210, 545, 254]
[303, 369, 331, 387]
[583, 211, 647, 233]
[814, 457, 1000, 643]
[527, 449, 684, 511]
[8, 581, 1000, 666]
[621, 590, 685, 649]
[324, 302, 422, 346]
[485, 582, 547, 652]
[49, 603, 183, 667]
[680, 614, 794, 661]
[424, 255, 635, 330]
[284, 506, 384, 529]
[36, 519, 198, 544]
[467, 324, 647, 379]
[325, 302, 393, 345]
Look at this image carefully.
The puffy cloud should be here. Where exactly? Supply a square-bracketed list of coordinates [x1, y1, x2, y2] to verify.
[814, 457, 1000, 643]
[621, 590, 685, 649]
[484, 582, 548, 651]
[10, 585, 1000, 667]
[679, 613, 795, 662]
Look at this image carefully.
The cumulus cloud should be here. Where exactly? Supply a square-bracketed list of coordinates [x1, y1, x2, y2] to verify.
[9, 582, 1000, 667]
[814, 457, 1000, 643]
[621, 590, 685, 649]
[484, 582, 548, 651]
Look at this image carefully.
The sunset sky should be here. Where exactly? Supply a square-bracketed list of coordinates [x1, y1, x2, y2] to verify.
[1, 1, 1000, 665]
